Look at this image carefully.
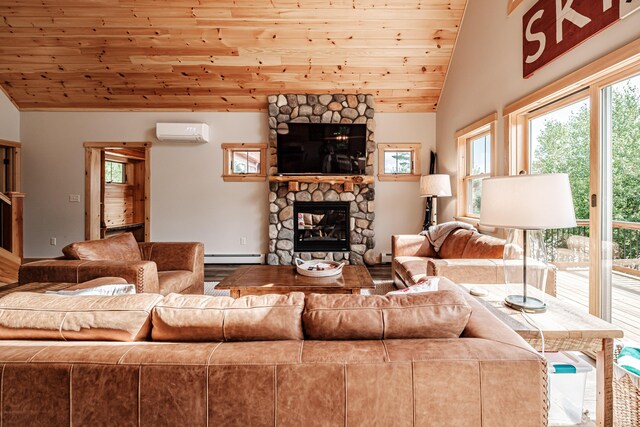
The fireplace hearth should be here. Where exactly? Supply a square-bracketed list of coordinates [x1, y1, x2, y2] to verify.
[294, 202, 350, 252]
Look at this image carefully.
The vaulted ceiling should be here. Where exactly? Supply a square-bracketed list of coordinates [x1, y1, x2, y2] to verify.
[0, 0, 466, 112]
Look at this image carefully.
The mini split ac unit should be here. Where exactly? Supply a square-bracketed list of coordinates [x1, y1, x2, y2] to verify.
[155, 123, 210, 143]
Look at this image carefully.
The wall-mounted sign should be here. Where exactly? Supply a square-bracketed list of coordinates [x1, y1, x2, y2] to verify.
[523, 0, 640, 78]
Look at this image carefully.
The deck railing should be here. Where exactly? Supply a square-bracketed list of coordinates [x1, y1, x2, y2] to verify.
[544, 220, 640, 274]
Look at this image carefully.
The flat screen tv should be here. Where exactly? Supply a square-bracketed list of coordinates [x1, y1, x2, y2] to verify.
[277, 123, 367, 175]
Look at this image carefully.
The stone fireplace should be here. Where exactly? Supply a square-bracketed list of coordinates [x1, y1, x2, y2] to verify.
[267, 94, 376, 266]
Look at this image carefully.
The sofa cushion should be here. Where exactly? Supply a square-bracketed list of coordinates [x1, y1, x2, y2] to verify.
[438, 229, 474, 259]
[62, 233, 142, 262]
[157, 271, 192, 295]
[461, 233, 505, 259]
[303, 291, 471, 340]
[152, 292, 304, 342]
[0, 292, 162, 341]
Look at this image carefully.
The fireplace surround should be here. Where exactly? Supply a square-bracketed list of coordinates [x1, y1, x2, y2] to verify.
[267, 94, 376, 265]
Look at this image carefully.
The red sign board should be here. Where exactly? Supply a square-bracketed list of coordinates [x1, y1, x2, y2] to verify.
[523, 0, 621, 78]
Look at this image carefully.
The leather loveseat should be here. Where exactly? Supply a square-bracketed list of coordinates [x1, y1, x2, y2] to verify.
[0, 277, 547, 426]
[392, 229, 557, 295]
[19, 233, 204, 295]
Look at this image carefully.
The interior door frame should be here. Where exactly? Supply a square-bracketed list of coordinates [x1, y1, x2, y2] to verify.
[84, 141, 151, 241]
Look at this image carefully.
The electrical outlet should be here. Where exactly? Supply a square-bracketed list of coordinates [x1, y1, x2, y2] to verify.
[50, 237, 56, 246]
[240, 237, 247, 245]
[69, 194, 80, 203]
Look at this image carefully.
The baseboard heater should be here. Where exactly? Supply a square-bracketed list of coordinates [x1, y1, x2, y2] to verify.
[204, 254, 265, 264]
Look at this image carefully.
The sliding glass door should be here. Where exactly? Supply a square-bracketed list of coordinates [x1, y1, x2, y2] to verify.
[599, 72, 640, 342]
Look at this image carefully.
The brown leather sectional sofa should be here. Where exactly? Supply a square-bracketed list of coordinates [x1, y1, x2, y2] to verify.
[392, 229, 557, 295]
[18, 233, 204, 295]
[0, 277, 547, 426]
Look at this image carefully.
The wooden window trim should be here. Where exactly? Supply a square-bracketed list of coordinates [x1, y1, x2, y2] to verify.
[377, 143, 422, 182]
[222, 143, 267, 182]
[507, 0, 526, 15]
[455, 113, 497, 219]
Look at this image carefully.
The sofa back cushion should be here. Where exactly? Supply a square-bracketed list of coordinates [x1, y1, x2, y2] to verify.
[0, 292, 162, 341]
[152, 292, 304, 341]
[62, 233, 142, 262]
[303, 291, 471, 340]
[461, 233, 505, 259]
[438, 229, 474, 259]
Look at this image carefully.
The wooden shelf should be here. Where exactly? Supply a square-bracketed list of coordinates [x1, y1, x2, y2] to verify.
[268, 175, 374, 184]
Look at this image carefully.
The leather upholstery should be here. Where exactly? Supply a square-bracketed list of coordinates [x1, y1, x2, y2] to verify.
[0, 277, 547, 426]
[19, 240, 204, 295]
[392, 231, 557, 295]
[152, 292, 305, 342]
[303, 291, 471, 340]
[0, 292, 162, 341]
[62, 232, 142, 262]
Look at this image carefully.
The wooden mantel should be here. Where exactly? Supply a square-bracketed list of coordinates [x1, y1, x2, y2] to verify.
[269, 175, 374, 192]
[268, 175, 374, 184]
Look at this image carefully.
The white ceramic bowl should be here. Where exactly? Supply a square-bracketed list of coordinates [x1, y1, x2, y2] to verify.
[294, 258, 345, 277]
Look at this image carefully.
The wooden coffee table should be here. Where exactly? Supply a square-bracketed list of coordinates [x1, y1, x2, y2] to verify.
[217, 265, 375, 298]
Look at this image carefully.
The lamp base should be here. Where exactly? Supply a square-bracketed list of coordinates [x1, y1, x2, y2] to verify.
[504, 294, 546, 313]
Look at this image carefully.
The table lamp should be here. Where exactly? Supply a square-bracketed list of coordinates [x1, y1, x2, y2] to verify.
[480, 174, 576, 313]
[419, 174, 452, 230]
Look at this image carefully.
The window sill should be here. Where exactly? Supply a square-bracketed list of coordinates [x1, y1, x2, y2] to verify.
[455, 216, 505, 238]
[222, 174, 266, 182]
[377, 173, 420, 182]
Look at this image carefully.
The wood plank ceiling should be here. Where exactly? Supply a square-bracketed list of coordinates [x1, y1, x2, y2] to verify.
[0, 0, 467, 112]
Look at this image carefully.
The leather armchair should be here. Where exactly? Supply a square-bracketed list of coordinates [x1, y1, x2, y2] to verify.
[19, 235, 204, 295]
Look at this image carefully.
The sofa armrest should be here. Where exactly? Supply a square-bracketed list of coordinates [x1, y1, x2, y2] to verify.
[391, 235, 435, 258]
[138, 242, 204, 273]
[19, 260, 160, 294]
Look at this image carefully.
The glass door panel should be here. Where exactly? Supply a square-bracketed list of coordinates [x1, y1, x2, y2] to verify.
[600, 73, 640, 342]
[528, 98, 591, 311]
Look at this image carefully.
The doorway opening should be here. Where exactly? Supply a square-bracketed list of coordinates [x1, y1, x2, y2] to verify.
[84, 142, 151, 242]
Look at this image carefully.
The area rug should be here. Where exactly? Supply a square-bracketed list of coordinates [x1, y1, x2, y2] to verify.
[204, 278, 397, 297]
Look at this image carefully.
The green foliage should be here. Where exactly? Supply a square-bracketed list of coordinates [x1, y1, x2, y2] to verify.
[534, 81, 640, 260]
[532, 81, 640, 223]
[104, 161, 124, 183]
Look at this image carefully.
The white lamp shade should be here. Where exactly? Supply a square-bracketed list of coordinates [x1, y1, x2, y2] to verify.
[419, 174, 452, 197]
[480, 174, 577, 230]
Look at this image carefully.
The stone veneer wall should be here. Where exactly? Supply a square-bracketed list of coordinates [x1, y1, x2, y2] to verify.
[266, 94, 376, 266]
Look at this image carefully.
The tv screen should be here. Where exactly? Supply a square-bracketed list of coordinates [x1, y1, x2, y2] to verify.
[277, 123, 367, 175]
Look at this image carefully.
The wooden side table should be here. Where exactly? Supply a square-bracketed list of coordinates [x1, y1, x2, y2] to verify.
[460, 283, 623, 427]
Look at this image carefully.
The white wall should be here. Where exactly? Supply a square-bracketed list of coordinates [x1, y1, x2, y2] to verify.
[375, 113, 436, 255]
[21, 111, 434, 258]
[0, 90, 20, 142]
[436, 0, 640, 222]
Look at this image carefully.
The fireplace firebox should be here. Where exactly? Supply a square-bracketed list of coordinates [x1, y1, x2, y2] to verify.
[294, 202, 350, 252]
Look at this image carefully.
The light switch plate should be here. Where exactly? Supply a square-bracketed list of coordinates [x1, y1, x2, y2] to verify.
[69, 194, 81, 202]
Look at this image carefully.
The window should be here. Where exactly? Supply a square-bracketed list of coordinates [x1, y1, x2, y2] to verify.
[377, 143, 421, 181]
[222, 143, 267, 182]
[104, 160, 125, 184]
[503, 39, 640, 332]
[455, 113, 497, 218]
